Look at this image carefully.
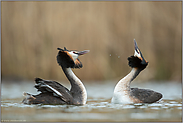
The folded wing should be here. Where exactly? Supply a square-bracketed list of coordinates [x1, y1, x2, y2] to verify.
[130, 88, 163, 103]
[34, 78, 74, 103]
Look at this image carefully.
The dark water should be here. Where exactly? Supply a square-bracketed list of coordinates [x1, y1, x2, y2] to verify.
[1, 81, 182, 122]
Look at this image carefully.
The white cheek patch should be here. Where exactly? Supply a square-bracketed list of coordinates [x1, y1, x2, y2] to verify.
[134, 50, 141, 58]
[68, 52, 79, 61]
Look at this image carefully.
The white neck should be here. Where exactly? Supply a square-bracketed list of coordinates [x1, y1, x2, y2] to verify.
[63, 68, 87, 105]
[111, 68, 139, 104]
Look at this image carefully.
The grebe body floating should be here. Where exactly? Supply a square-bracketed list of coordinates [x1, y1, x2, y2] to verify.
[22, 47, 89, 105]
[111, 39, 162, 104]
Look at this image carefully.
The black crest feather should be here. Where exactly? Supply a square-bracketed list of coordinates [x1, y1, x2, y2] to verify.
[128, 56, 148, 70]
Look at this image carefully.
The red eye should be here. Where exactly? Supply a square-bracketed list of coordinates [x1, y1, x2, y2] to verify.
[73, 51, 75, 53]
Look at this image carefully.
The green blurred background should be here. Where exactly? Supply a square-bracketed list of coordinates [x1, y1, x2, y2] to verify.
[2, 1, 181, 82]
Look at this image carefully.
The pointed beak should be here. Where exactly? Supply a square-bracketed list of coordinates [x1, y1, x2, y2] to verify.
[134, 39, 141, 57]
[133, 39, 148, 65]
[134, 39, 140, 54]
[77, 50, 90, 55]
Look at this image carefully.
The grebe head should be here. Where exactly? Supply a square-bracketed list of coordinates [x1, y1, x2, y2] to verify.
[57, 47, 89, 68]
[128, 39, 148, 70]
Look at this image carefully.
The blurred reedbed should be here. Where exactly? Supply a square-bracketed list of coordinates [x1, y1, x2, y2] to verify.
[1, 1, 181, 82]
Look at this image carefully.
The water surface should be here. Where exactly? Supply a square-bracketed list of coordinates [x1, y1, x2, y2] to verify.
[1, 81, 182, 122]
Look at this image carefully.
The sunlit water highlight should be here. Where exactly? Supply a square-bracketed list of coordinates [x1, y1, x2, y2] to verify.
[1, 81, 182, 122]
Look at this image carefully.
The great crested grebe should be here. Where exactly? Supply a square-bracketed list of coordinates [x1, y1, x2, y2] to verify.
[22, 47, 89, 105]
[111, 39, 163, 104]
